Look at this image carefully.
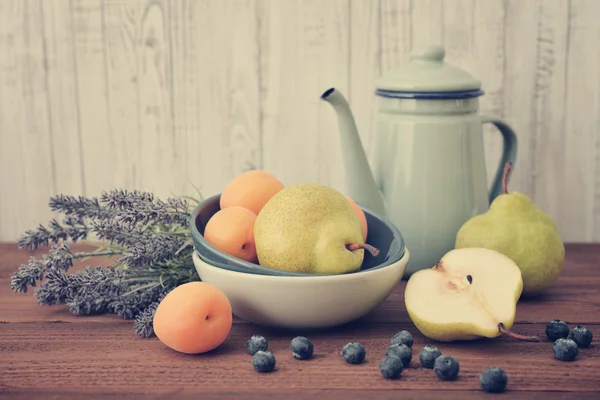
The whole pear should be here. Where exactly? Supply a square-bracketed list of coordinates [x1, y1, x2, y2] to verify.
[253, 182, 379, 274]
[455, 162, 565, 296]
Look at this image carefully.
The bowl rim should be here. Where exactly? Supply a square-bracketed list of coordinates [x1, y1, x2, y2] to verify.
[188, 193, 406, 277]
[192, 248, 410, 282]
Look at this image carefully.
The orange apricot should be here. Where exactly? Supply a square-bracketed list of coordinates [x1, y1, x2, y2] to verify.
[204, 206, 258, 263]
[345, 196, 368, 240]
[153, 282, 233, 354]
[220, 170, 284, 215]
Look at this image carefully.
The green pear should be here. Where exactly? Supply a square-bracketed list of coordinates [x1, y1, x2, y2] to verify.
[253, 182, 379, 274]
[405, 247, 539, 342]
[455, 162, 565, 296]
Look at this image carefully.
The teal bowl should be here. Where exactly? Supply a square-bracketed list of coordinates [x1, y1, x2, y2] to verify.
[188, 194, 406, 277]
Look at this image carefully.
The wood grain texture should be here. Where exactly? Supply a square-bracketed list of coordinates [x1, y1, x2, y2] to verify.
[348, 0, 379, 158]
[0, 243, 600, 398]
[562, 0, 600, 242]
[1, 0, 600, 241]
[0, 0, 56, 238]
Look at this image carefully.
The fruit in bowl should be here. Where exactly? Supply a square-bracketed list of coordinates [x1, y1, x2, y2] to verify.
[188, 174, 409, 328]
[254, 182, 379, 275]
[203, 206, 259, 263]
[200, 170, 380, 276]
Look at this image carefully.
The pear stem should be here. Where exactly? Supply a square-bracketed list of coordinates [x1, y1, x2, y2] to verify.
[346, 243, 380, 257]
[502, 161, 511, 194]
[498, 323, 540, 342]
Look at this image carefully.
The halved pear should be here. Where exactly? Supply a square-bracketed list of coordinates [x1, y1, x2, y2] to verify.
[404, 247, 539, 342]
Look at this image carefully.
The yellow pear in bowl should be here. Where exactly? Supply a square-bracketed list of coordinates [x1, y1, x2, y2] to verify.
[404, 247, 539, 342]
[455, 162, 565, 296]
[254, 182, 379, 274]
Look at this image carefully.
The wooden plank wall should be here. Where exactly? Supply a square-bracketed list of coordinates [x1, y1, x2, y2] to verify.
[0, 0, 599, 242]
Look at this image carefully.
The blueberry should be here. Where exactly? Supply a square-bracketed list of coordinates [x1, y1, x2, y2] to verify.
[379, 355, 403, 379]
[290, 336, 314, 360]
[553, 338, 579, 361]
[342, 342, 366, 364]
[252, 350, 276, 372]
[545, 320, 570, 342]
[390, 330, 413, 348]
[569, 326, 593, 348]
[386, 344, 412, 367]
[433, 355, 460, 380]
[247, 335, 269, 355]
[418, 344, 442, 369]
[479, 367, 508, 393]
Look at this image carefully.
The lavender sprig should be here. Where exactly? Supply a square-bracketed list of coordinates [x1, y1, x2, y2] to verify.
[11, 244, 120, 293]
[49, 194, 115, 219]
[120, 235, 187, 268]
[34, 266, 122, 311]
[10, 257, 45, 292]
[92, 219, 189, 268]
[100, 189, 154, 210]
[134, 291, 169, 338]
[11, 244, 73, 292]
[101, 189, 190, 226]
[18, 216, 89, 251]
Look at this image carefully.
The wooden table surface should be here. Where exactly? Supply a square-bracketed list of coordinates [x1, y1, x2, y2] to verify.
[1, 243, 599, 399]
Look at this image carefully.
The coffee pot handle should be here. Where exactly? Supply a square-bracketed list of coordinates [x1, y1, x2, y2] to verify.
[481, 115, 518, 204]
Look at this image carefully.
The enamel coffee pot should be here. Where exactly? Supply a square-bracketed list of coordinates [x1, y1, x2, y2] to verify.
[321, 45, 517, 277]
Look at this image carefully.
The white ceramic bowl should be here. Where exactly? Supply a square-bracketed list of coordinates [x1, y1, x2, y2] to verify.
[191, 249, 410, 329]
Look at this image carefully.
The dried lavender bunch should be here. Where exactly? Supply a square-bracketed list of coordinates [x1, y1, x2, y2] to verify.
[10, 189, 201, 338]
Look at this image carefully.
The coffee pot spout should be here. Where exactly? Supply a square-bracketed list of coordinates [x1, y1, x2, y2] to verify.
[320, 88, 386, 216]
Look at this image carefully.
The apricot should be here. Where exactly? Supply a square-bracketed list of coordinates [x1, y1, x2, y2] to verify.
[220, 170, 284, 215]
[345, 196, 368, 240]
[204, 206, 258, 263]
[153, 282, 233, 354]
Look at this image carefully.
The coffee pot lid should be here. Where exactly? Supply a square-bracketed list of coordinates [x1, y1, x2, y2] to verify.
[375, 45, 482, 97]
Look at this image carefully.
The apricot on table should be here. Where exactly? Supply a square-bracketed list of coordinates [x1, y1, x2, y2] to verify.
[204, 206, 258, 263]
[220, 170, 284, 215]
[153, 282, 233, 354]
[345, 196, 368, 240]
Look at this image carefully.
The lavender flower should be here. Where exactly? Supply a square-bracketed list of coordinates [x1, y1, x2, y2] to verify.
[10, 244, 74, 292]
[10, 257, 44, 292]
[49, 194, 114, 219]
[18, 216, 90, 251]
[91, 218, 189, 269]
[42, 244, 75, 271]
[101, 189, 190, 226]
[134, 299, 161, 338]
[112, 285, 164, 320]
[91, 219, 141, 247]
[100, 189, 154, 210]
[34, 269, 72, 305]
[67, 292, 114, 315]
[120, 235, 187, 268]
[133, 289, 171, 338]
[34, 266, 125, 308]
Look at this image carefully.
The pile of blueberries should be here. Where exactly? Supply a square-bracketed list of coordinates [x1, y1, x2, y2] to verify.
[247, 322, 593, 394]
[246, 330, 504, 393]
[546, 320, 593, 361]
